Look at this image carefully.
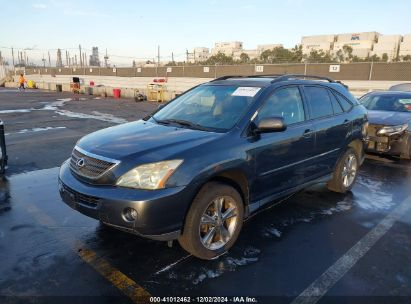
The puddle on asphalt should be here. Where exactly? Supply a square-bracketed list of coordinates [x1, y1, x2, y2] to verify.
[55, 110, 128, 124]
[5, 127, 67, 136]
[162, 246, 262, 287]
[1, 97, 128, 125]
[150, 172, 401, 288]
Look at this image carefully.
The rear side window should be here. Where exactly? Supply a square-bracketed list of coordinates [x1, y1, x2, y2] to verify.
[328, 91, 343, 114]
[304, 86, 334, 119]
[335, 93, 353, 112]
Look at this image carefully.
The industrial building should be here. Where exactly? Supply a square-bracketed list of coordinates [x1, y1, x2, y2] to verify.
[89, 47, 101, 67]
[301, 31, 411, 61]
[188, 32, 411, 64]
[370, 35, 402, 61]
[399, 35, 411, 58]
[190, 42, 283, 62]
[187, 47, 210, 63]
[211, 41, 243, 56]
[301, 35, 335, 56]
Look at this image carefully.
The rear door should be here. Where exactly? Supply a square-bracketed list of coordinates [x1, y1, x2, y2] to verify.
[250, 86, 317, 203]
[302, 85, 351, 175]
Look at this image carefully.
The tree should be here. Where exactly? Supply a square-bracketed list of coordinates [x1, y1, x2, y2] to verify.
[369, 54, 381, 62]
[381, 53, 389, 62]
[342, 45, 353, 61]
[204, 52, 234, 65]
[260, 47, 296, 64]
[239, 53, 250, 64]
[291, 45, 303, 62]
[402, 55, 411, 61]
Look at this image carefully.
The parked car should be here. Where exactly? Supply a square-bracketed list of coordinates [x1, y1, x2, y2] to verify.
[389, 83, 411, 92]
[59, 74, 368, 259]
[359, 91, 411, 159]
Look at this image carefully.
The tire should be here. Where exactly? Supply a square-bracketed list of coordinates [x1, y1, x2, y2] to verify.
[327, 147, 359, 193]
[178, 182, 244, 260]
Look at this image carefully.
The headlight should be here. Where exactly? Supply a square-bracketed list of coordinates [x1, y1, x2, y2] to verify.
[116, 160, 183, 190]
[377, 124, 408, 135]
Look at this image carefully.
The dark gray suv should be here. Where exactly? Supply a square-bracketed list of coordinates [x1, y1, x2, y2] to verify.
[59, 74, 368, 259]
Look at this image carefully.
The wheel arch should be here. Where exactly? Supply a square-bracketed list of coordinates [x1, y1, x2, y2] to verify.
[347, 138, 364, 164]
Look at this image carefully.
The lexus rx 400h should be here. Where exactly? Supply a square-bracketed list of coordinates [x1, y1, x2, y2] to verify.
[59, 74, 368, 260]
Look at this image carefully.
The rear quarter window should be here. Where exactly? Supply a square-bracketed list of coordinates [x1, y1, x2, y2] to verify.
[334, 92, 353, 112]
[304, 86, 334, 119]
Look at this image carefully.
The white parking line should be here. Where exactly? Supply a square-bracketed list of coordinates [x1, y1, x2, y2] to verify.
[291, 194, 411, 304]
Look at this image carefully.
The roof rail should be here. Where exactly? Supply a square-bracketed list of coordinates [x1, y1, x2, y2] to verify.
[271, 74, 335, 83]
[210, 74, 341, 85]
[246, 74, 284, 78]
[210, 75, 246, 82]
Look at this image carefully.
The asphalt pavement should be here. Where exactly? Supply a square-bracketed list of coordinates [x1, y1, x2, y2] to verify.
[0, 88, 410, 304]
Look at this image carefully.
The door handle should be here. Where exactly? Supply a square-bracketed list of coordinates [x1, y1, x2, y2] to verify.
[303, 129, 313, 138]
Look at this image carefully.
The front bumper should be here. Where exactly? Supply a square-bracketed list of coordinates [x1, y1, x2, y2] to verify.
[59, 161, 195, 240]
[365, 131, 410, 157]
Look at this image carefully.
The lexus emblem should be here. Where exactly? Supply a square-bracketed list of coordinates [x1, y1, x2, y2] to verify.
[76, 158, 86, 168]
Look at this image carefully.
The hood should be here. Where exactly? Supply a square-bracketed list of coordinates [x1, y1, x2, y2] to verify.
[367, 110, 411, 126]
[77, 120, 221, 161]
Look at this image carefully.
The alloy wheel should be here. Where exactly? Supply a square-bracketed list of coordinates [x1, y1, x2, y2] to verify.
[199, 196, 238, 250]
[342, 153, 357, 188]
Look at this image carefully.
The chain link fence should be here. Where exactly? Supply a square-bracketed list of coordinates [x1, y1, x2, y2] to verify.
[20, 62, 411, 81]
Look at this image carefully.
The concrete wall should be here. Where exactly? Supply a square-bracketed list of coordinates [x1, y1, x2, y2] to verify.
[21, 62, 411, 81]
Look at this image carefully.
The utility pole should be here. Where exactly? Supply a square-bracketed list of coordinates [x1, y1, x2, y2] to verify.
[48, 51, 51, 67]
[42, 54, 46, 68]
[104, 49, 109, 67]
[79, 44, 82, 67]
[172, 52, 174, 63]
[157, 45, 161, 66]
[11, 47, 15, 68]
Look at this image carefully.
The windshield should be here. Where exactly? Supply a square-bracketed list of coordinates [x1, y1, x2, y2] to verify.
[360, 94, 411, 112]
[152, 85, 260, 131]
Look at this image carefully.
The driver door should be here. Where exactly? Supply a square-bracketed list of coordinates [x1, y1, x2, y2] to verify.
[248, 86, 317, 204]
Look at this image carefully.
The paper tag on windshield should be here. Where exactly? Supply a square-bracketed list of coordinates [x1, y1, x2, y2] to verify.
[231, 87, 261, 97]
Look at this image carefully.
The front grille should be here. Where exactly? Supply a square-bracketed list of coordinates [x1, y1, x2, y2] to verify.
[61, 183, 100, 208]
[70, 147, 118, 179]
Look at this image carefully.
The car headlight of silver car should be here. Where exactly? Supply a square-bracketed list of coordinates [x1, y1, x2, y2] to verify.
[116, 160, 183, 190]
[377, 124, 408, 135]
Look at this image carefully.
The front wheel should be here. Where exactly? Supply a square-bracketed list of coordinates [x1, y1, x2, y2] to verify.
[178, 182, 244, 260]
[327, 148, 359, 193]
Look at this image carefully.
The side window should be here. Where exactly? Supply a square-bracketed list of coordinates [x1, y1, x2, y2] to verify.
[335, 93, 353, 112]
[328, 91, 343, 114]
[304, 86, 334, 119]
[257, 87, 305, 125]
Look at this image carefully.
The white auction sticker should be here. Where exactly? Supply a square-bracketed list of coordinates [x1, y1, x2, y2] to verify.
[232, 87, 261, 97]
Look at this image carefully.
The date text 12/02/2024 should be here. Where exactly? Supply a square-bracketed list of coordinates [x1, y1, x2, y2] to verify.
[149, 296, 258, 303]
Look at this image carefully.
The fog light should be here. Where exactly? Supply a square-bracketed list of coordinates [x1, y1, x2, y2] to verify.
[123, 207, 138, 222]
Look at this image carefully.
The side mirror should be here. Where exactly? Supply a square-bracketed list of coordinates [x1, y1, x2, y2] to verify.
[256, 117, 287, 133]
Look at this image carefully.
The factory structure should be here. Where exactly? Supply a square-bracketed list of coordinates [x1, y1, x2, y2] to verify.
[188, 42, 283, 63]
[301, 31, 407, 61]
[188, 32, 411, 63]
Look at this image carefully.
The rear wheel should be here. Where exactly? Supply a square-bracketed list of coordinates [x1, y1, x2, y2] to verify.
[178, 182, 244, 260]
[327, 148, 359, 193]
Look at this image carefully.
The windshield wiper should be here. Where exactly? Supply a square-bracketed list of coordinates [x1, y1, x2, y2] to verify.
[156, 119, 209, 131]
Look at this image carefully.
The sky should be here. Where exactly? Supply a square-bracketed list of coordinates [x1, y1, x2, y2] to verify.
[1, 0, 411, 66]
